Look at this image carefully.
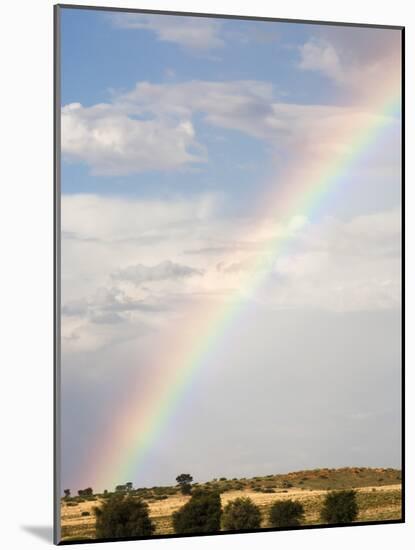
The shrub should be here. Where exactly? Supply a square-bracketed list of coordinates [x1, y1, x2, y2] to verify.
[94, 495, 155, 538]
[81, 511, 90, 517]
[222, 497, 261, 531]
[268, 500, 305, 528]
[172, 489, 222, 534]
[320, 490, 358, 524]
[66, 502, 78, 507]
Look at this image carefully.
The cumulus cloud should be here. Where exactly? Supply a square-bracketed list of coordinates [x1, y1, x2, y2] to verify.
[62, 102, 205, 175]
[62, 79, 399, 176]
[61, 80, 275, 176]
[111, 13, 224, 50]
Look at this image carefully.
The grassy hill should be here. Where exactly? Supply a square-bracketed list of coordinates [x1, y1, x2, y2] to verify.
[60, 467, 402, 541]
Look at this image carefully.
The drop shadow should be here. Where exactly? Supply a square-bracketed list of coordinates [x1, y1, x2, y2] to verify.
[21, 525, 54, 543]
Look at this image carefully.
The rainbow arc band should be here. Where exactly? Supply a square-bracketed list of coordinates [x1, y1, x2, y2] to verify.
[84, 82, 401, 492]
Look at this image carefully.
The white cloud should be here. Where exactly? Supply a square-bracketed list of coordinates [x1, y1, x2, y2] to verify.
[298, 38, 343, 82]
[61, 192, 401, 354]
[61, 192, 218, 302]
[111, 13, 224, 50]
[61, 80, 276, 176]
[268, 209, 401, 312]
[62, 102, 205, 175]
[118, 79, 276, 138]
[62, 79, 399, 176]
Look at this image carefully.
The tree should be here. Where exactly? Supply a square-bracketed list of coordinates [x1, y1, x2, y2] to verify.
[320, 490, 358, 524]
[268, 500, 305, 528]
[172, 489, 222, 534]
[222, 497, 261, 530]
[78, 487, 93, 497]
[64, 489, 71, 499]
[94, 494, 155, 539]
[176, 473, 193, 495]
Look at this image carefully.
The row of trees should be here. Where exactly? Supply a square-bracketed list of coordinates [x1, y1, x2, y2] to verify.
[64, 487, 93, 498]
[93, 488, 358, 538]
[63, 482, 135, 499]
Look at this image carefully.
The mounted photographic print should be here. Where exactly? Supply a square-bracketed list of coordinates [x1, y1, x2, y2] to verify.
[54, 4, 404, 544]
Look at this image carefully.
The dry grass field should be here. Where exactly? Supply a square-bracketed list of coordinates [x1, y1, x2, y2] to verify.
[60, 467, 402, 542]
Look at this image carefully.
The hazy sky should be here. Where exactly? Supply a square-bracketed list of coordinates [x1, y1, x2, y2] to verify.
[60, 8, 402, 493]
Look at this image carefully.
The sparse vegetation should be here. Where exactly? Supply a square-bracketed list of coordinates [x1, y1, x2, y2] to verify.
[60, 467, 401, 542]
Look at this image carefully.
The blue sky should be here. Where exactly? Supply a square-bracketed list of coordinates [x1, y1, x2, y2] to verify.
[60, 9, 344, 211]
[60, 9, 401, 218]
[61, 11, 336, 106]
[59, 7, 402, 492]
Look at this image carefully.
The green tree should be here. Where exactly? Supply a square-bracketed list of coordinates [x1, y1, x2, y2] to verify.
[176, 473, 193, 495]
[94, 494, 155, 538]
[63, 489, 70, 499]
[320, 490, 358, 524]
[222, 497, 261, 530]
[268, 500, 305, 528]
[172, 489, 222, 534]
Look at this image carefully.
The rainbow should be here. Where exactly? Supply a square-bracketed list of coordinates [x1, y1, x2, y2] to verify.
[83, 78, 401, 492]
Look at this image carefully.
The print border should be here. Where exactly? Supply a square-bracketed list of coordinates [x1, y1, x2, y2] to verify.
[53, 4, 405, 545]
